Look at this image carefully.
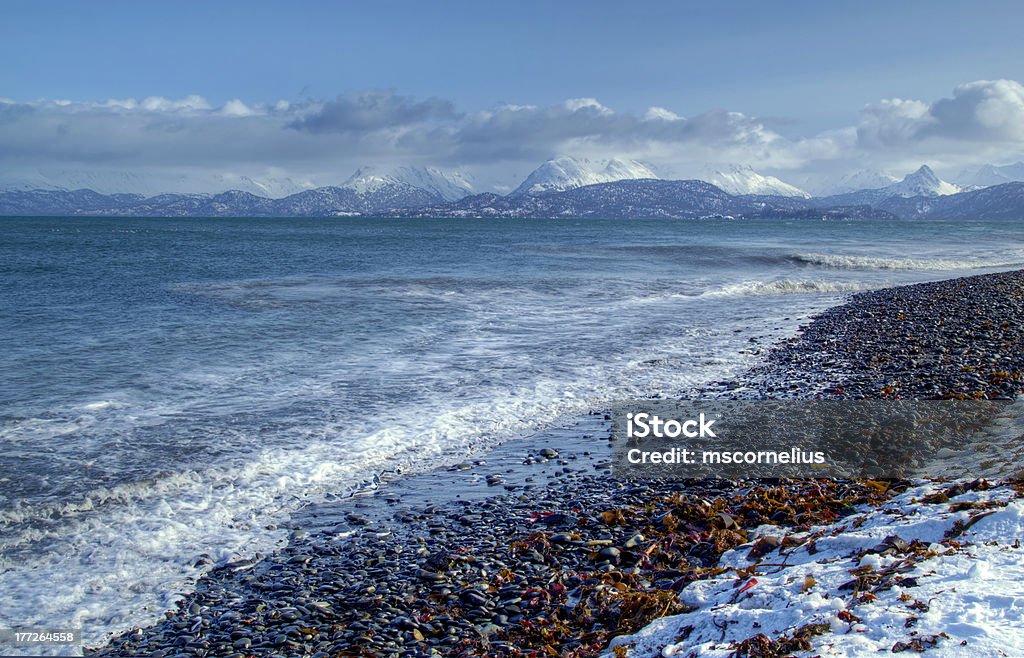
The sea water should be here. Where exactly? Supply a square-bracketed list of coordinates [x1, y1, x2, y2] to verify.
[2, 215, 1023, 648]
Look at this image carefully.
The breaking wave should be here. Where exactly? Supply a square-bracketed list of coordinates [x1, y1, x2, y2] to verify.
[788, 253, 1023, 271]
[705, 279, 868, 297]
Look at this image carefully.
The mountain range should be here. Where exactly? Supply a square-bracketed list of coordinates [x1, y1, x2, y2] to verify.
[342, 165, 474, 202]
[510, 157, 657, 196]
[811, 165, 961, 208]
[956, 162, 1024, 189]
[700, 165, 810, 198]
[1, 158, 1023, 220]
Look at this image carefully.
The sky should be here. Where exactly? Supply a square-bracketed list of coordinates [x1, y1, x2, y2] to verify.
[2, 0, 1024, 195]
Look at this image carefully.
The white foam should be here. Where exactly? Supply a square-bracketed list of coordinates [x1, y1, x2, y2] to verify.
[79, 400, 117, 411]
[0, 258, 898, 651]
[790, 252, 1023, 271]
[0, 314, 798, 651]
[705, 279, 869, 297]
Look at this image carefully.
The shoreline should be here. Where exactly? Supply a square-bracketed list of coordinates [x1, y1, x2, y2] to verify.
[86, 269, 1024, 657]
[725, 268, 1024, 401]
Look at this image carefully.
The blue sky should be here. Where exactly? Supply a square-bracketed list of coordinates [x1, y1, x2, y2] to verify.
[2, 0, 1024, 194]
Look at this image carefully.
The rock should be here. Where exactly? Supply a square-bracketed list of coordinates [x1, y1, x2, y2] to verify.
[476, 623, 501, 638]
[416, 569, 447, 582]
[423, 550, 453, 573]
[539, 512, 576, 527]
[624, 533, 645, 549]
[345, 514, 369, 526]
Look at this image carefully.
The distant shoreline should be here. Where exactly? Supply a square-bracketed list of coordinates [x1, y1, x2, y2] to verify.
[4, 176, 1024, 220]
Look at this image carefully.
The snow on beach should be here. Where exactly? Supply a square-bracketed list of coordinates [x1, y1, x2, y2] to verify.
[607, 480, 1024, 657]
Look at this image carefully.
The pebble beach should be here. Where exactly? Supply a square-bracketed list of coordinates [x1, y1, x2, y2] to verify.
[87, 270, 1024, 658]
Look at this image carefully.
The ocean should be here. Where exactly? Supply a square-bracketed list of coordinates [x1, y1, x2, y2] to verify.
[2, 215, 1023, 648]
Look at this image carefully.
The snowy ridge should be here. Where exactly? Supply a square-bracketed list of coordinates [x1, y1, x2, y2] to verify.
[0, 169, 317, 199]
[232, 175, 318, 199]
[342, 165, 474, 201]
[512, 157, 658, 196]
[814, 165, 962, 209]
[818, 169, 901, 196]
[957, 162, 1024, 189]
[701, 165, 810, 198]
[886, 165, 961, 197]
[4, 161, 1024, 219]
[607, 481, 1024, 657]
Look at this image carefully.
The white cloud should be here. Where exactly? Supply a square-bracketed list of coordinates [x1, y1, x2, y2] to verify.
[3, 80, 1024, 195]
[102, 98, 139, 110]
[138, 95, 211, 112]
[927, 79, 1024, 142]
[563, 98, 613, 114]
[644, 106, 681, 121]
[288, 90, 458, 134]
[857, 80, 1024, 148]
[857, 98, 932, 147]
[220, 99, 258, 117]
[494, 103, 537, 112]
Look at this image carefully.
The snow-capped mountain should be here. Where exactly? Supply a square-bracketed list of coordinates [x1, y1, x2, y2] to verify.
[227, 175, 318, 198]
[815, 165, 960, 207]
[511, 157, 657, 196]
[0, 169, 157, 195]
[0, 165, 474, 202]
[4, 177, 1022, 220]
[700, 165, 809, 198]
[816, 169, 900, 196]
[957, 162, 1024, 188]
[885, 165, 960, 197]
[0, 168, 318, 198]
[880, 182, 1024, 220]
[395, 179, 889, 220]
[342, 165, 474, 202]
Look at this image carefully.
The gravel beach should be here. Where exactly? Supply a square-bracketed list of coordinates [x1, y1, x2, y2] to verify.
[87, 270, 1024, 658]
[730, 269, 1024, 400]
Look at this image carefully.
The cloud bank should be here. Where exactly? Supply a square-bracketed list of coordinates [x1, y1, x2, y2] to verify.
[2, 80, 1024, 195]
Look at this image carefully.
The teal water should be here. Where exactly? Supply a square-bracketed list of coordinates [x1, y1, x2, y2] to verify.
[1, 215, 1023, 646]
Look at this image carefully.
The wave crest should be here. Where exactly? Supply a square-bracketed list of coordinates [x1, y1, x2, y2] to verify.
[705, 279, 867, 297]
[789, 253, 1021, 271]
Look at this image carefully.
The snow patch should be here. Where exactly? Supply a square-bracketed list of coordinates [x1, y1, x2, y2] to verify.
[607, 482, 1024, 657]
[957, 162, 1024, 188]
[512, 157, 658, 196]
[886, 165, 961, 197]
[701, 164, 811, 198]
[342, 165, 474, 201]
